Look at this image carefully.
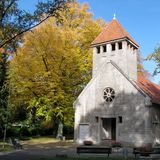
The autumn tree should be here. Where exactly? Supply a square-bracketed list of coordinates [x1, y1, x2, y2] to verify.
[137, 52, 151, 78]
[0, 0, 68, 139]
[9, 2, 105, 135]
[147, 45, 160, 77]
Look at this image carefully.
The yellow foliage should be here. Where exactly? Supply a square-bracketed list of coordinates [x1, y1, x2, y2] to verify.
[9, 2, 105, 124]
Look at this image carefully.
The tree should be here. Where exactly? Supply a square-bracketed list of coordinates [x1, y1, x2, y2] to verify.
[0, 49, 10, 140]
[0, 0, 68, 49]
[147, 45, 160, 76]
[0, 0, 68, 140]
[9, 2, 105, 136]
[137, 51, 151, 78]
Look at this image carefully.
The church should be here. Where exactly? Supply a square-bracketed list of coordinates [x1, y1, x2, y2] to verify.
[74, 17, 160, 146]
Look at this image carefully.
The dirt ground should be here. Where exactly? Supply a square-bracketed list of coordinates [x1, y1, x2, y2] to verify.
[0, 139, 77, 160]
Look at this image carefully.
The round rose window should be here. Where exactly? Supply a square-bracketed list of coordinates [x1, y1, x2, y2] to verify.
[103, 87, 115, 102]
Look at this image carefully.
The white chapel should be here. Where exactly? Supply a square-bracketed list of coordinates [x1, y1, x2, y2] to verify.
[74, 17, 160, 146]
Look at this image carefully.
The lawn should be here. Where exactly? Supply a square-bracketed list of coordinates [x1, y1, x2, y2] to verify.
[0, 142, 13, 152]
[23, 136, 58, 143]
[0, 136, 74, 152]
[22, 136, 74, 149]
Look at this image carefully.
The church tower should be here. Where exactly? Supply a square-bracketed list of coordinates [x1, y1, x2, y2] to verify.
[91, 17, 139, 81]
[74, 16, 160, 146]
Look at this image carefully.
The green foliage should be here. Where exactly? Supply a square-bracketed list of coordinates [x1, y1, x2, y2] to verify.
[0, 0, 35, 138]
[0, 50, 10, 138]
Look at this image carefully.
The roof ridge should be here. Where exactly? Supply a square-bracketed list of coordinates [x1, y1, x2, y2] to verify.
[91, 18, 139, 47]
[114, 19, 127, 37]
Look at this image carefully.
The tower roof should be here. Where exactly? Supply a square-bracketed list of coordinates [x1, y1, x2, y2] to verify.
[91, 19, 139, 47]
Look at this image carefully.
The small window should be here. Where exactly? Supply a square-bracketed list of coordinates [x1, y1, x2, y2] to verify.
[103, 45, 107, 52]
[111, 43, 115, 51]
[118, 42, 122, 50]
[133, 47, 136, 50]
[96, 46, 100, 54]
[118, 116, 122, 123]
[127, 42, 130, 49]
[95, 116, 99, 123]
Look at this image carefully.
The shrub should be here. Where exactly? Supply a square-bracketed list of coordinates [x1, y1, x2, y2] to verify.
[136, 143, 153, 152]
[83, 140, 93, 145]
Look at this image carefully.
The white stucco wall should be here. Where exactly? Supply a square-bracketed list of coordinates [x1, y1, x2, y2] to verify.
[74, 60, 152, 146]
[92, 40, 138, 81]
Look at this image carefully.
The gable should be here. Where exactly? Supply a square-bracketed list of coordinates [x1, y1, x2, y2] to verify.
[95, 60, 148, 106]
[74, 60, 150, 108]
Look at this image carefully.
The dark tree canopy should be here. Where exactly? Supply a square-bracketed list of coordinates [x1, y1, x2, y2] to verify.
[0, 0, 68, 50]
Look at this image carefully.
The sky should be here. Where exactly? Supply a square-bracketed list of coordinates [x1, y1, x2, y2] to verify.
[18, 0, 160, 84]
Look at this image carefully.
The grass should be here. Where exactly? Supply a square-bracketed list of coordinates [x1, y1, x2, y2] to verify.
[24, 136, 58, 143]
[0, 136, 74, 151]
[0, 136, 59, 152]
[22, 136, 74, 149]
[22, 136, 73, 143]
[0, 142, 13, 152]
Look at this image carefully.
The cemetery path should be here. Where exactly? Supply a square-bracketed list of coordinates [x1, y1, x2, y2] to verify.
[0, 146, 77, 160]
[0, 140, 139, 160]
[0, 140, 77, 160]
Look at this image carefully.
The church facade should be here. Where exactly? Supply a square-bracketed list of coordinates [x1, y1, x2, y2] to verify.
[74, 17, 160, 146]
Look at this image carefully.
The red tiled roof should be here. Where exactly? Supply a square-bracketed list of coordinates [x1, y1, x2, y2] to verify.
[137, 76, 160, 104]
[91, 19, 139, 47]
